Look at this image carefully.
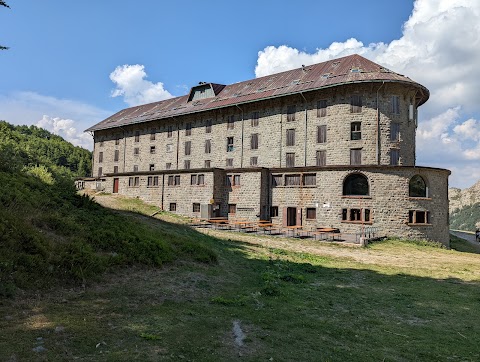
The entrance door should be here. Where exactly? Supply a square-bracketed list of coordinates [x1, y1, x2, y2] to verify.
[287, 207, 297, 226]
[113, 178, 119, 193]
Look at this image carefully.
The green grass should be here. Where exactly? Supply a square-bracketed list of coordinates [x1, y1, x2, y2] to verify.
[450, 233, 480, 254]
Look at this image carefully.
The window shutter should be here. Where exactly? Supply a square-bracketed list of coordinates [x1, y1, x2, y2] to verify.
[282, 207, 288, 227]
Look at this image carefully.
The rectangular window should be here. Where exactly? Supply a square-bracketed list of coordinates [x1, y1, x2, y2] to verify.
[391, 123, 400, 141]
[134, 147, 139, 155]
[317, 100, 327, 117]
[251, 133, 259, 149]
[197, 174, 205, 185]
[149, 164, 155, 171]
[227, 115, 235, 129]
[114, 149, 119, 162]
[270, 206, 279, 217]
[306, 208, 316, 220]
[287, 105, 296, 121]
[168, 175, 180, 186]
[317, 125, 327, 143]
[285, 174, 301, 186]
[391, 95, 400, 115]
[132, 177, 139, 187]
[350, 95, 362, 113]
[166, 144, 173, 153]
[133, 165, 138, 172]
[227, 137, 234, 152]
[250, 156, 258, 166]
[150, 146, 156, 154]
[184, 160, 191, 169]
[316, 150, 326, 166]
[165, 162, 172, 170]
[185, 122, 192, 136]
[147, 176, 153, 186]
[169, 203, 177, 212]
[150, 128, 156, 140]
[185, 141, 191, 155]
[409, 210, 430, 224]
[204, 160, 211, 168]
[191, 174, 197, 185]
[286, 129, 295, 146]
[226, 158, 233, 167]
[226, 175, 232, 186]
[134, 130, 140, 142]
[251, 111, 259, 127]
[342, 208, 371, 223]
[168, 175, 174, 186]
[390, 149, 400, 166]
[228, 204, 236, 214]
[286, 152, 295, 167]
[193, 203, 200, 213]
[167, 125, 173, 138]
[175, 175, 180, 185]
[303, 174, 316, 186]
[234, 175, 240, 186]
[272, 174, 282, 187]
[98, 152, 103, 163]
[98, 167, 102, 176]
[205, 119, 212, 133]
[205, 139, 211, 154]
[128, 177, 134, 187]
[350, 148, 362, 165]
[113, 166, 118, 173]
[351, 122, 361, 140]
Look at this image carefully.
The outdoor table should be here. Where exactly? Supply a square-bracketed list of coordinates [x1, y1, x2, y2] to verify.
[285, 225, 303, 237]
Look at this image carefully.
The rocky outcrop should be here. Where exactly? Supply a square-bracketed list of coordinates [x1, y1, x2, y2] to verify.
[449, 180, 480, 212]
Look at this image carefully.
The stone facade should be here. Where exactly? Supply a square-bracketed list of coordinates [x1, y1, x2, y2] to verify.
[87, 55, 450, 246]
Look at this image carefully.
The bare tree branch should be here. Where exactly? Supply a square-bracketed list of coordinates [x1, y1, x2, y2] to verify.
[0, 1, 10, 8]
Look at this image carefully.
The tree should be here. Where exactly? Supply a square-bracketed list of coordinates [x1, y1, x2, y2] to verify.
[1, 1, 9, 50]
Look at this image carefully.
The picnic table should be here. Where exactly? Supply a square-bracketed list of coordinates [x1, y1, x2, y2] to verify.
[233, 220, 257, 232]
[285, 225, 304, 237]
[315, 227, 342, 241]
[208, 218, 229, 229]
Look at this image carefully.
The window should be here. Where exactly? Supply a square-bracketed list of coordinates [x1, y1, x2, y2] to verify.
[128, 176, 140, 187]
[343, 173, 369, 196]
[303, 174, 316, 186]
[167, 125, 173, 138]
[134, 130, 140, 142]
[98, 152, 103, 163]
[351, 122, 361, 140]
[150, 128, 156, 141]
[205, 139, 211, 153]
[226, 174, 240, 186]
[198, 174, 205, 185]
[147, 176, 159, 186]
[350, 148, 362, 165]
[167, 175, 181, 186]
[185, 122, 192, 136]
[270, 206, 279, 217]
[391, 123, 400, 141]
[272, 175, 282, 187]
[250, 156, 258, 166]
[165, 162, 172, 170]
[133, 165, 139, 172]
[306, 208, 316, 220]
[205, 119, 212, 133]
[286, 153, 295, 167]
[191, 174, 197, 185]
[227, 137, 234, 152]
[390, 149, 400, 166]
[169, 203, 177, 212]
[287, 105, 296, 121]
[391, 95, 400, 115]
[134, 147, 139, 155]
[204, 160, 211, 168]
[150, 146, 156, 154]
[226, 158, 233, 167]
[317, 125, 327, 143]
[286, 129, 295, 146]
[350, 95, 362, 113]
[342, 208, 371, 223]
[408, 210, 430, 224]
[228, 204, 236, 214]
[184, 160, 191, 169]
[251, 133, 259, 149]
[185, 141, 191, 155]
[113, 166, 118, 173]
[251, 111, 259, 127]
[128, 177, 134, 187]
[317, 100, 327, 117]
[227, 115, 235, 129]
[234, 175, 240, 186]
[149, 164, 155, 171]
[409, 175, 428, 198]
[115, 135, 121, 145]
[166, 144, 173, 153]
[285, 174, 301, 186]
[316, 150, 326, 166]
[114, 149, 119, 162]
[98, 167, 103, 176]
[193, 203, 200, 213]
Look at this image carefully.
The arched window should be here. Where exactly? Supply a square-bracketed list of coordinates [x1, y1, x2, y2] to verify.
[409, 175, 427, 197]
[343, 173, 369, 196]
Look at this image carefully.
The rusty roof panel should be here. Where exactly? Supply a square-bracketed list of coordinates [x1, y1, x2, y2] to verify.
[86, 54, 429, 132]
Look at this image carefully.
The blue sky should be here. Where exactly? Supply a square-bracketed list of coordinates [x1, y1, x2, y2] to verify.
[1, 0, 479, 188]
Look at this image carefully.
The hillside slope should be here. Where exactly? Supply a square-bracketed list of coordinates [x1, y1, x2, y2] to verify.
[449, 180, 480, 230]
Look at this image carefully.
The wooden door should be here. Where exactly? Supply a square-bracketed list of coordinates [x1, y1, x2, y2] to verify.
[113, 178, 119, 193]
[287, 207, 297, 226]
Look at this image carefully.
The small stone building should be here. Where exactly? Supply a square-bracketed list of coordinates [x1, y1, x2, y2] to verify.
[86, 54, 450, 245]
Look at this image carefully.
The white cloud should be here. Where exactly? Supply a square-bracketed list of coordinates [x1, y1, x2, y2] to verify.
[254, 0, 480, 188]
[110, 64, 173, 106]
[37, 115, 93, 149]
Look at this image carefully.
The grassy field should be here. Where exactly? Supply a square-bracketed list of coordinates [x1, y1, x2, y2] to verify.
[1, 194, 480, 361]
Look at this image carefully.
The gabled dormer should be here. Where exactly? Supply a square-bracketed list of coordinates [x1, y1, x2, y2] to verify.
[187, 82, 225, 102]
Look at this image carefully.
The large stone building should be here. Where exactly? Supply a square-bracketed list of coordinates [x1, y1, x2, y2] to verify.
[86, 54, 450, 245]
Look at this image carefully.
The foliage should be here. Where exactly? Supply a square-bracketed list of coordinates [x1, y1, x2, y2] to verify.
[450, 202, 480, 231]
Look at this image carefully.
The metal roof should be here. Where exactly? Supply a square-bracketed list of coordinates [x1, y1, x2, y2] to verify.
[86, 54, 429, 132]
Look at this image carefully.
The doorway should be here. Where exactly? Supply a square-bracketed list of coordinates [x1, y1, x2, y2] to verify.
[287, 207, 297, 226]
[113, 178, 119, 193]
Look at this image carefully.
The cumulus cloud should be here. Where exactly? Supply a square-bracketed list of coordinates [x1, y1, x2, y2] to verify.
[254, 0, 480, 188]
[37, 115, 93, 149]
[110, 64, 173, 106]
